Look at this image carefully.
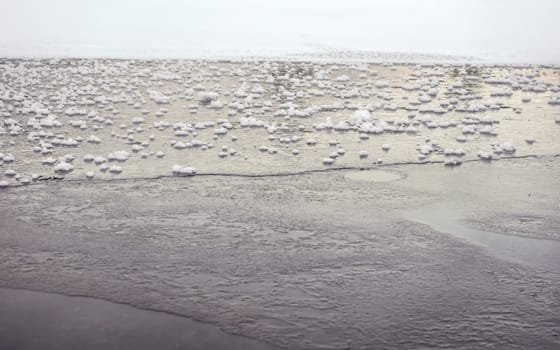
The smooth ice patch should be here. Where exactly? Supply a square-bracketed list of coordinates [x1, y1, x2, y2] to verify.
[344, 169, 404, 182]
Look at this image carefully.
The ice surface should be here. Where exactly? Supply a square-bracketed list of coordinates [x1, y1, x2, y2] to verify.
[1, 60, 560, 187]
[1, 158, 559, 349]
[1, 57, 560, 349]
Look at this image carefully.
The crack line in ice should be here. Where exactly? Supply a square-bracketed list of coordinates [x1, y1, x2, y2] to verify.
[1, 153, 557, 189]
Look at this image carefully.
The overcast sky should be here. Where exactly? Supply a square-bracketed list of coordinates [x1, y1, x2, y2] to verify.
[1, 0, 559, 62]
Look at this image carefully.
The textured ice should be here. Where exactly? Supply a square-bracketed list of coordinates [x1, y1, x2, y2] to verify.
[0, 158, 559, 349]
[0, 60, 559, 187]
[1, 58, 560, 349]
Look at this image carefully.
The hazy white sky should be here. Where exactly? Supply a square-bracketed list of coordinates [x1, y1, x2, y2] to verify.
[1, 0, 559, 62]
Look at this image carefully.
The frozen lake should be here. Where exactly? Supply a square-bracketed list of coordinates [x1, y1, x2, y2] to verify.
[1, 58, 560, 349]
[2, 1, 560, 349]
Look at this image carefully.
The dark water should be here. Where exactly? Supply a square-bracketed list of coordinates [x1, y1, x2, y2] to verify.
[0, 288, 280, 350]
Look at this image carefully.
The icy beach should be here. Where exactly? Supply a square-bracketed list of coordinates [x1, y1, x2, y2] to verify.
[1, 58, 560, 349]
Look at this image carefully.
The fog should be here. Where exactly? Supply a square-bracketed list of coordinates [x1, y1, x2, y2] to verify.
[1, 0, 559, 62]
